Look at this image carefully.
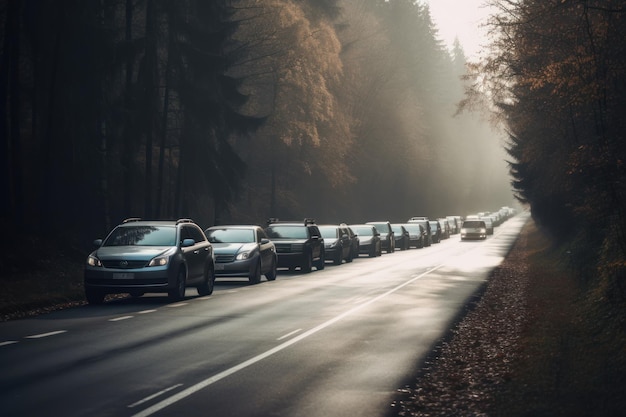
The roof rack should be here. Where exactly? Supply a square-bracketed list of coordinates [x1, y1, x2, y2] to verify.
[176, 218, 194, 225]
[122, 217, 142, 223]
[303, 218, 316, 225]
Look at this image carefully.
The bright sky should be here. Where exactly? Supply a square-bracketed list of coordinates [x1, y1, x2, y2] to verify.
[422, 0, 494, 59]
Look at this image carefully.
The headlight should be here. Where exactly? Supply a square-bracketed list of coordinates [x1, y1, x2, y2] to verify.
[87, 255, 102, 267]
[236, 251, 250, 260]
[148, 255, 169, 267]
[480, 228, 486, 233]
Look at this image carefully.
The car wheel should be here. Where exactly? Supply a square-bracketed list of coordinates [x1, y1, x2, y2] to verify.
[169, 269, 186, 301]
[197, 264, 215, 296]
[346, 251, 353, 263]
[249, 260, 262, 284]
[368, 246, 376, 257]
[265, 257, 277, 281]
[302, 252, 313, 273]
[377, 244, 382, 257]
[315, 250, 325, 270]
[85, 289, 105, 305]
[334, 248, 342, 265]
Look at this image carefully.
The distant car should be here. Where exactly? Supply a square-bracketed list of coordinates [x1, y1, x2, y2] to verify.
[265, 218, 325, 273]
[205, 225, 277, 284]
[391, 224, 410, 250]
[318, 224, 354, 265]
[366, 221, 395, 253]
[460, 220, 487, 240]
[403, 223, 425, 248]
[437, 218, 451, 239]
[349, 224, 382, 257]
[343, 224, 360, 260]
[84, 218, 215, 304]
[429, 220, 442, 243]
[408, 218, 432, 246]
[446, 216, 461, 234]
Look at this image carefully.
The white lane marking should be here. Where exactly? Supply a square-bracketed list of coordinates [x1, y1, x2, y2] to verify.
[109, 316, 134, 322]
[167, 303, 188, 308]
[128, 384, 184, 408]
[277, 329, 302, 341]
[25, 330, 67, 339]
[138, 309, 157, 314]
[0, 341, 19, 347]
[131, 264, 445, 417]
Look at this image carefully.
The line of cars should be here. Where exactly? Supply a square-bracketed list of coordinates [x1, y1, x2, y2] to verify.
[83, 207, 516, 304]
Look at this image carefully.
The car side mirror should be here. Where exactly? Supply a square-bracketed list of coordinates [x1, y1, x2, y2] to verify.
[261, 238, 270, 244]
[93, 239, 103, 247]
[181, 238, 195, 247]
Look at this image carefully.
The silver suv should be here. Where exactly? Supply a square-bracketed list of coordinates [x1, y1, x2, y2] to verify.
[84, 218, 215, 304]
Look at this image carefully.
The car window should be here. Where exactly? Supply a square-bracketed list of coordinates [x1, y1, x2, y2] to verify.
[318, 226, 339, 239]
[351, 226, 374, 236]
[266, 225, 308, 239]
[104, 225, 177, 247]
[207, 228, 255, 243]
[182, 225, 206, 244]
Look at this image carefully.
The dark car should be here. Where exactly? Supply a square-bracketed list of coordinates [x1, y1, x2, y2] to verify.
[446, 216, 460, 234]
[408, 218, 432, 246]
[265, 218, 325, 273]
[391, 224, 410, 250]
[343, 224, 360, 260]
[429, 220, 442, 243]
[205, 225, 277, 284]
[84, 218, 215, 304]
[403, 223, 425, 248]
[349, 224, 382, 257]
[437, 218, 451, 239]
[366, 221, 395, 253]
[318, 224, 354, 265]
[460, 220, 487, 240]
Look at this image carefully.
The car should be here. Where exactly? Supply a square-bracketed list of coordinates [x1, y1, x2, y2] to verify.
[265, 218, 325, 273]
[437, 218, 451, 239]
[460, 219, 487, 240]
[84, 218, 215, 304]
[408, 218, 432, 246]
[366, 221, 395, 253]
[318, 224, 354, 265]
[204, 225, 277, 284]
[402, 223, 425, 248]
[429, 220, 442, 243]
[343, 224, 360, 260]
[349, 224, 382, 257]
[446, 216, 462, 234]
[391, 224, 410, 250]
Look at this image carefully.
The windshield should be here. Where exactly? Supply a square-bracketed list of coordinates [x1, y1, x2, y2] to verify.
[463, 221, 485, 228]
[351, 226, 374, 236]
[266, 225, 308, 239]
[103, 226, 177, 246]
[318, 226, 339, 239]
[207, 228, 255, 243]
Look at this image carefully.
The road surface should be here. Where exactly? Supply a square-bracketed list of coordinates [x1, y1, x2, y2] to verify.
[0, 213, 529, 417]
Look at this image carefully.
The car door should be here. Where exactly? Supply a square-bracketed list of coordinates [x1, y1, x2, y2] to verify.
[308, 225, 323, 260]
[257, 228, 273, 270]
[181, 225, 209, 282]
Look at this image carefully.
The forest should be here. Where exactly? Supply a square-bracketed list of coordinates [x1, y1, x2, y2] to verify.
[471, 0, 626, 302]
[0, 0, 512, 247]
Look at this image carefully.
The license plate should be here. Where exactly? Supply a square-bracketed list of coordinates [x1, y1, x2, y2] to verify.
[215, 264, 225, 270]
[113, 273, 134, 279]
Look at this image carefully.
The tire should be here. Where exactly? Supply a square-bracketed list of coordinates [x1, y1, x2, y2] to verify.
[265, 257, 277, 281]
[368, 245, 376, 258]
[168, 269, 186, 301]
[333, 248, 342, 265]
[197, 264, 215, 296]
[315, 250, 325, 270]
[301, 252, 313, 273]
[249, 260, 262, 284]
[85, 289, 105, 305]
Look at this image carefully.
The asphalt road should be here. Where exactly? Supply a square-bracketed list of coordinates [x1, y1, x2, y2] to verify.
[0, 214, 529, 417]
